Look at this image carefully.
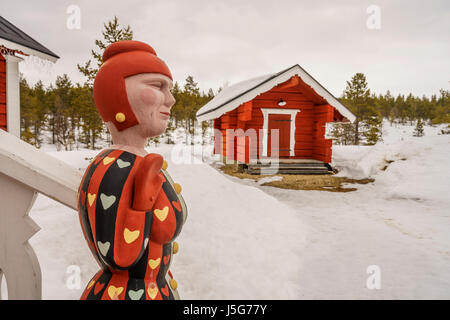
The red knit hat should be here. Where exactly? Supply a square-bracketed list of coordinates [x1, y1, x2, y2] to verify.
[93, 40, 173, 131]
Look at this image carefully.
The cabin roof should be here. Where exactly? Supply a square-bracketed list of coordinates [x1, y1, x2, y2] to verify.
[0, 16, 59, 62]
[196, 64, 356, 123]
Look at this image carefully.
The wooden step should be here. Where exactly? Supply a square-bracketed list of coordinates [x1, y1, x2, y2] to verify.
[250, 163, 327, 168]
[245, 159, 332, 175]
[247, 167, 330, 175]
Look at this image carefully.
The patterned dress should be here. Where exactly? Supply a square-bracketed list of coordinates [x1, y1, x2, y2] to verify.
[77, 149, 187, 300]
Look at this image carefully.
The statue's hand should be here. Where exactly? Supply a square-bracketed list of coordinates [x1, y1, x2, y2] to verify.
[133, 153, 164, 211]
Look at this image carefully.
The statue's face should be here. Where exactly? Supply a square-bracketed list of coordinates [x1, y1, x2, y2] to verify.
[125, 73, 175, 138]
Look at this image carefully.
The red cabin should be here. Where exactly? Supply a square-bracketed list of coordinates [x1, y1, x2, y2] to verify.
[196, 65, 356, 174]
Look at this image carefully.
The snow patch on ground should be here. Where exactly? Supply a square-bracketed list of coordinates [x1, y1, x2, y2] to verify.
[7, 120, 450, 299]
[28, 145, 308, 299]
[257, 176, 283, 185]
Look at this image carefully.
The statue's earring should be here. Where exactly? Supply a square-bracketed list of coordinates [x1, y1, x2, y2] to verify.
[115, 112, 126, 123]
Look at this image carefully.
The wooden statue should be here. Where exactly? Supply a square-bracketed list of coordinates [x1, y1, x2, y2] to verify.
[77, 40, 187, 300]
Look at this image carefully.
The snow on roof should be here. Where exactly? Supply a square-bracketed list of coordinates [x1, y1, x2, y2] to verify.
[198, 72, 275, 118]
[0, 16, 59, 63]
[196, 64, 356, 123]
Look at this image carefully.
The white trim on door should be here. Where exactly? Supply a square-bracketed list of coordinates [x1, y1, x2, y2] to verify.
[260, 108, 300, 157]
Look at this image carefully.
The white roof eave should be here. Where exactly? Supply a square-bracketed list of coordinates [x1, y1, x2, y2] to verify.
[197, 65, 356, 123]
[0, 38, 58, 63]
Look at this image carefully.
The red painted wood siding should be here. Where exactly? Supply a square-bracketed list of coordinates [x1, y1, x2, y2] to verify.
[268, 114, 290, 157]
[0, 54, 6, 131]
[313, 104, 334, 163]
[213, 118, 221, 155]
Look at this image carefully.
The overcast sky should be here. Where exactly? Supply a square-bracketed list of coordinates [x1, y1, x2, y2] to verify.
[2, 0, 449, 97]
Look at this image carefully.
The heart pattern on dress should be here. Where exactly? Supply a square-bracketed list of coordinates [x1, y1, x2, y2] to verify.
[103, 156, 115, 165]
[163, 254, 171, 265]
[97, 241, 110, 256]
[117, 159, 131, 168]
[154, 206, 169, 221]
[172, 200, 181, 212]
[107, 285, 124, 300]
[148, 258, 161, 270]
[100, 193, 116, 210]
[87, 279, 95, 289]
[160, 285, 169, 296]
[123, 228, 140, 244]
[94, 282, 104, 295]
[147, 284, 158, 300]
[128, 289, 144, 300]
[87, 193, 96, 207]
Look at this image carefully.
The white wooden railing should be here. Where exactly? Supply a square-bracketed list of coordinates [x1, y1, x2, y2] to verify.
[0, 129, 82, 299]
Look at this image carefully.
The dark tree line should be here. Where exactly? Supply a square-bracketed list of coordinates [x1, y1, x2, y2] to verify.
[19, 73, 214, 149]
[19, 17, 449, 148]
[20, 70, 449, 149]
[20, 75, 104, 150]
[333, 72, 449, 145]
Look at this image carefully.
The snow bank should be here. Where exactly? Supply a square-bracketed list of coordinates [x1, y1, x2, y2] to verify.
[27, 145, 308, 299]
[166, 150, 308, 299]
[332, 122, 450, 206]
[257, 176, 283, 185]
[333, 122, 448, 177]
[259, 122, 450, 299]
[9, 120, 450, 299]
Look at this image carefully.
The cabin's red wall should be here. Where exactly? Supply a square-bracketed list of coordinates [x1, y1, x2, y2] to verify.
[313, 104, 334, 163]
[213, 118, 221, 155]
[0, 54, 6, 132]
[293, 101, 314, 158]
[213, 75, 336, 164]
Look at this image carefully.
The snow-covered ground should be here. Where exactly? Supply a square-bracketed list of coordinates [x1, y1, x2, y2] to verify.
[2, 121, 449, 299]
[266, 122, 450, 299]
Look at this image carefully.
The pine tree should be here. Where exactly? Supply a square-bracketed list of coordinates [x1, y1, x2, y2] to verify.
[45, 84, 57, 144]
[330, 122, 356, 145]
[199, 89, 215, 145]
[164, 119, 176, 144]
[170, 82, 183, 127]
[71, 84, 103, 149]
[77, 16, 133, 85]
[183, 75, 200, 144]
[53, 74, 75, 150]
[75, 16, 134, 147]
[406, 93, 417, 125]
[380, 90, 394, 119]
[19, 76, 37, 145]
[201, 121, 209, 145]
[31, 80, 49, 147]
[431, 89, 450, 124]
[147, 135, 160, 148]
[413, 118, 425, 137]
[342, 73, 372, 145]
[440, 124, 450, 135]
[363, 106, 383, 145]
[395, 94, 408, 124]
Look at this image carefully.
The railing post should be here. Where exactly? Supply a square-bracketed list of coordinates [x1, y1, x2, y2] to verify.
[0, 172, 41, 299]
[0, 129, 82, 300]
